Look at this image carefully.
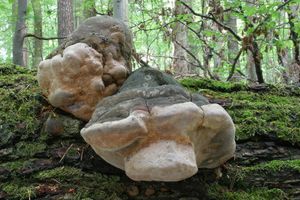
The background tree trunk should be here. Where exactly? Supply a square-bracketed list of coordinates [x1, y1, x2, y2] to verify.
[209, 0, 224, 79]
[31, 0, 43, 67]
[252, 39, 264, 83]
[245, 0, 264, 84]
[274, 9, 291, 83]
[247, 49, 258, 82]
[74, 0, 83, 28]
[12, 0, 28, 66]
[226, 12, 241, 81]
[57, 0, 74, 45]
[287, 2, 300, 83]
[113, 0, 128, 24]
[172, 0, 189, 75]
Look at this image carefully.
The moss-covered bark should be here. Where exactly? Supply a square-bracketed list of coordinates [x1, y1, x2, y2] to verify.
[0, 64, 299, 199]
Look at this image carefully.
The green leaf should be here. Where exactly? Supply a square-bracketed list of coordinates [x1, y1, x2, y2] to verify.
[244, 6, 257, 16]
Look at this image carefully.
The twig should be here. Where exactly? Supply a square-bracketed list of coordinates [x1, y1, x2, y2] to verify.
[179, 0, 242, 41]
[24, 33, 67, 40]
[173, 40, 214, 79]
[59, 144, 74, 163]
[227, 47, 244, 81]
[80, 144, 89, 161]
[183, 22, 226, 59]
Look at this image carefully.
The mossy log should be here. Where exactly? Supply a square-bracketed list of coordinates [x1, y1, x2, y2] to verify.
[0, 64, 299, 200]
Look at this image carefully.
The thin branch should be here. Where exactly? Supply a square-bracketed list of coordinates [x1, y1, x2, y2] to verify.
[227, 47, 244, 81]
[179, 0, 242, 41]
[237, 69, 246, 77]
[139, 53, 200, 68]
[183, 22, 225, 59]
[24, 33, 67, 40]
[59, 144, 74, 163]
[174, 40, 214, 79]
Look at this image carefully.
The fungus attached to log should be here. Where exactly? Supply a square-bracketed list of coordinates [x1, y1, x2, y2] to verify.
[81, 67, 236, 181]
[37, 16, 235, 182]
[37, 16, 132, 121]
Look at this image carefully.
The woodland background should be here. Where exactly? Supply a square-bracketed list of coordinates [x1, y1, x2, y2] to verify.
[2, 0, 300, 84]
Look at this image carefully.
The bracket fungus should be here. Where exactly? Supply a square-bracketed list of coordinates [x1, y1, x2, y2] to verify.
[38, 16, 235, 182]
[81, 67, 236, 181]
[37, 16, 132, 121]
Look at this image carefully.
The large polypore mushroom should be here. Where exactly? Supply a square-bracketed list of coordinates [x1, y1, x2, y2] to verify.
[37, 16, 132, 121]
[81, 67, 236, 182]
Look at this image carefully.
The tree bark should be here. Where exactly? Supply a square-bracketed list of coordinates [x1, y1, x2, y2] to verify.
[226, 12, 241, 81]
[74, 0, 83, 28]
[113, 0, 128, 24]
[12, 0, 28, 66]
[246, 49, 258, 82]
[31, 0, 43, 67]
[57, 0, 74, 45]
[172, 0, 189, 75]
[287, 2, 300, 83]
[209, 0, 224, 79]
[251, 39, 264, 83]
[244, 0, 264, 84]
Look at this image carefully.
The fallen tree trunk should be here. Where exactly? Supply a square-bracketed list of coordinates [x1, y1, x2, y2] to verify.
[0, 64, 299, 200]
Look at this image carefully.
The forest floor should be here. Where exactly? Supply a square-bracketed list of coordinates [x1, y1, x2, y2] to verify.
[0, 64, 299, 200]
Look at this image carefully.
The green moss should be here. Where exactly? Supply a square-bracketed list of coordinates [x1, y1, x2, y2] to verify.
[181, 78, 300, 144]
[180, 78, 300, 96]
[15, 142, 46, 157]
[208, 184, 287, 200]
[0, 65, 42, 145]
[0, 63, 32, 75]
[35, 166, 82, 180]
[34, 166, 124, 199]
[0, 159, 35, 171]
[221, 160, 300, 192]
[244, 159, 300, 173]
[180, 78, 247, 93]
[1, 181, 36, 200]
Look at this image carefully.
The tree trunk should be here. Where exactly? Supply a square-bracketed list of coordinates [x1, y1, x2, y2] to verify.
[275, 30, 291, 83]
[247, 49, 258, 82]
[209, 0, 224, 79]
[244, 0, 264, 84]
[57, 0, 74, 45]
[1, 66, 299, 199]
[287, 2, 300, 83]
[31, 0, 43, 67]
[252, 39, 264, 84]
[74, 0, 83, 28]
[172, 0, 189, 75]
[226, 12, 241, 81]
[246, 39, 264, 84]
[113, 0, 128, 24]
[12, 0, 28, 66]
